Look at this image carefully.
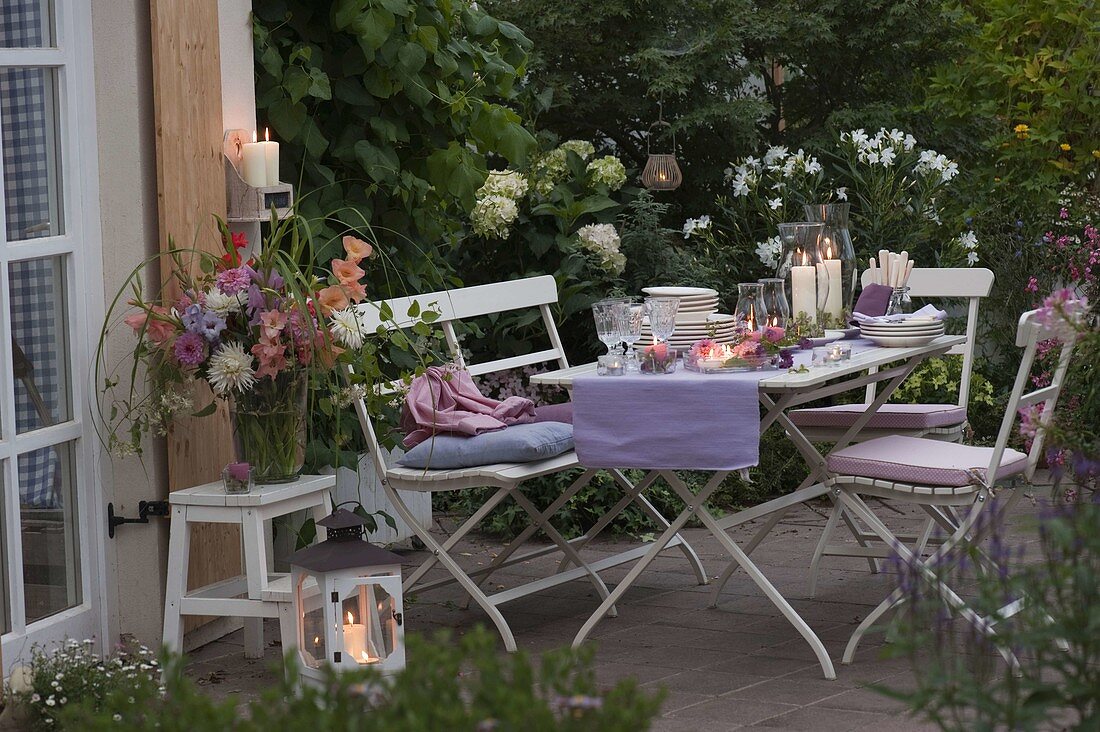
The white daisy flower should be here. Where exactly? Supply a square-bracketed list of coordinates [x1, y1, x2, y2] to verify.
[207, 341, 256, 395]
[329, 308, 366, 350]
[768, 197, 783, 210]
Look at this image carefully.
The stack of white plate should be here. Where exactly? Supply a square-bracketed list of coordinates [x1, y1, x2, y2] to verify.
[639, 286, 736, 350]
[859, 318, 945, 347]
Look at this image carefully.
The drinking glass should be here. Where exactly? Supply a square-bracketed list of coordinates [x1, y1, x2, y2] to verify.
[617, 301, 645, 372]
[643, 297, 680, 344]
[592, 299, 624, 356]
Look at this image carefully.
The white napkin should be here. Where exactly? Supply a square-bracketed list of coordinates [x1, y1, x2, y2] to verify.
[852, 304, 947, 324]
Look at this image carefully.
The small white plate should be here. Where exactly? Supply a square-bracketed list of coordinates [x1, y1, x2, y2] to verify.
[865, 334, 942, 347]
[642, 286, 719, 297]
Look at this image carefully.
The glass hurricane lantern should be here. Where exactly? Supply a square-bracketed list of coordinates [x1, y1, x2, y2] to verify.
[803, 203, 856, 327]
[776, 222, 830, 337]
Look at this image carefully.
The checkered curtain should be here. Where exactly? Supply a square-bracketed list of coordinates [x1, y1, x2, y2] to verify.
[2, 0, 61, 508]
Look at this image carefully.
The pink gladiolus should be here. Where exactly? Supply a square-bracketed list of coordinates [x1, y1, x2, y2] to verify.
[331, 257, 365, 285]
[342, 235, 373, 263]
[124, 305, 176, 346]
[259, 310, 288, 341]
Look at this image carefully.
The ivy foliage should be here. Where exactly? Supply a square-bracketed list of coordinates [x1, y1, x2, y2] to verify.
[253, 0, 537, 284]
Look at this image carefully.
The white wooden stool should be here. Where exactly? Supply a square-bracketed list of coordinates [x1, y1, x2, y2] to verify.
[162, 475, 335, 658]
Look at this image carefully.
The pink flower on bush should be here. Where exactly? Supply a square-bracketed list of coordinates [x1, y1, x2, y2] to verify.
[217, 267, 252, 295]
[259, 310, 288, 341]
[1025, 276, 1038, 293]
[173, 331, 207, 367]
[1035, 288, 1088, 341]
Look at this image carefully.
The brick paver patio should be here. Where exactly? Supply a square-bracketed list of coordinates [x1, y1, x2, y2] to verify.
[184, 494, 1043, 730]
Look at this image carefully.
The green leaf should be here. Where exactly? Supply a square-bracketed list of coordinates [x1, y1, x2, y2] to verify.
[284, 66, 312, 104]
[267, 97, 308, 139]
[354, 7, 395, 52]
[333, 0, 367, 30]
[398, 42, 427, 74]
[191, 402, 217, 418]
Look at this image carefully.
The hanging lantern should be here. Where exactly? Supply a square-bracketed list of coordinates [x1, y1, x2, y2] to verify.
[641, 104, 682, 191]
[288, 508, 405, 686]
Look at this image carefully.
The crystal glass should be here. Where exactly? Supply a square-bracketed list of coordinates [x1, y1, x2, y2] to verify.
[644, 297, 680, 343]
[592, 299, 624, 355]
[803, 203, 857, 326]
[776, 222, 829, 336]
[885, 286, 913, 317]
[758, 278, 790, 328]
[734, 283, 767, 332]
[617, 302, 645, 372]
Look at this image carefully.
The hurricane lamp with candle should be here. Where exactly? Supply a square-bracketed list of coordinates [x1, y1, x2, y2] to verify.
[776, 222, 829, 338]
[803, 203, 856, 326]
[288, 508, 405, 686]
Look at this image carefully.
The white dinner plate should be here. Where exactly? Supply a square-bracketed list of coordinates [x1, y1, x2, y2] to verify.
[860, 325, 944, 336]
[642, 286, 719, 297]
[864, 334, 943, 347]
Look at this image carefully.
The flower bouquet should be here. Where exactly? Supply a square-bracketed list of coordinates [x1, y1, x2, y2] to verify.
[100, 215, 381, 483]
[685, 326, 799, 373]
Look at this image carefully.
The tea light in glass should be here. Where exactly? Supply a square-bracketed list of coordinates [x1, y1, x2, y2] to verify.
[223, 462, 254, 494]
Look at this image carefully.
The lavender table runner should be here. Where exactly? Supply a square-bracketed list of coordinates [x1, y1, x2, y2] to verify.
[572, 341, 879, 471]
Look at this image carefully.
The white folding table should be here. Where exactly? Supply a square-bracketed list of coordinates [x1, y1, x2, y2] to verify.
[532, 336, 964, 679]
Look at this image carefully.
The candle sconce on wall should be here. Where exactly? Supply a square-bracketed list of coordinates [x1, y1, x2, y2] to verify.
[223, 129, 294, 223]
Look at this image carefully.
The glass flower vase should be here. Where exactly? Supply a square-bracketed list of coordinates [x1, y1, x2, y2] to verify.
[230, 369, 308, 483]
[803, 203, 856, 328]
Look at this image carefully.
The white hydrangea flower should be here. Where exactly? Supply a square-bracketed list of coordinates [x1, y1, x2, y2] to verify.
[204, 289, 243, 317]
[576, 223, 625, 275]
[471, 194, 519, 238]
[559, 139, 595, 160]
[329, 308, 367, 350]
[207, 341, 256, 395]
[587, 155, 627, 190]
[755, 236, 782, 270]
[478, 169, 528, 200]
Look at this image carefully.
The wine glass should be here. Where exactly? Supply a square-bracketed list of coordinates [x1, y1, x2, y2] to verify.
[644, 297, 680, 344]
[617, 301, 645, 372]
[592, 299, 624, 356]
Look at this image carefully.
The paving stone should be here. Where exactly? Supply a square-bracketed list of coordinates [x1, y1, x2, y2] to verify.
[750, 706, 892, 730]
[665, 696, 800, 726]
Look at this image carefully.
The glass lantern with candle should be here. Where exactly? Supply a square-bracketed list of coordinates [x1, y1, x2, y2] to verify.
[758, 278, 790, 329]
[776, 222, 829, 337]
[289, 508, 405, 686]
[803, 203, 856, 327]
[733, 283, 767, 332]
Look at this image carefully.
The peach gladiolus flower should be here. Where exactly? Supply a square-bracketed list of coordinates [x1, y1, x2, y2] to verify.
[124, 305, 175, 346]
[342, 235, 373, 263]
[331, 257, 365, 285]
[259, 310, 288, 341]
[343, 280, 367, 304]
[317, 285, 350, 315]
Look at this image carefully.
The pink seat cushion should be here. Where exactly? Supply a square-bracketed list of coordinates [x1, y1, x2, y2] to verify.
[790, 403, 966, 430]
[533, 402, 573, 424]
[827, 435, 1028, 487]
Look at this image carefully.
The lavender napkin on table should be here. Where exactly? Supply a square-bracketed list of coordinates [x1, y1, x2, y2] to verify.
[851, 284, 893, 320]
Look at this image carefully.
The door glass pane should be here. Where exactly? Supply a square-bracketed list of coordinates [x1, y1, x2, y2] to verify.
[0, 1, 54, 48]
[10, 256, 71, 432]
[0, 66, 63, 240]
[20, 441, 80, 623]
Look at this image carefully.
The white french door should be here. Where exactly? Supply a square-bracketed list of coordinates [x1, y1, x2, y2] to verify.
[0, 0, 106, 665]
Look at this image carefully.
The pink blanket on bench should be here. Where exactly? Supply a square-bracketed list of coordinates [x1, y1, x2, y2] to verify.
[400, 366, 536, 448]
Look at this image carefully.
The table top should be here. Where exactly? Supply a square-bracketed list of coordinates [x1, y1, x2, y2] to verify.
[169, 473, 336, 507]
[531, 336, 965, 391]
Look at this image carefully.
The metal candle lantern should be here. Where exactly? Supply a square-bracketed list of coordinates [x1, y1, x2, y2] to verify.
[641, 105, 683, 191]
[288, 508, 405, 685]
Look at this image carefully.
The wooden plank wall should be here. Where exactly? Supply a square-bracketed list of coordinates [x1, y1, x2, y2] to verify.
[149, 0, 240, 634]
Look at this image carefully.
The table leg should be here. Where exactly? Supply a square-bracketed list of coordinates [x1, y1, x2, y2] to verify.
[571, 471, 726, 648]
[162, 505, 190, 654]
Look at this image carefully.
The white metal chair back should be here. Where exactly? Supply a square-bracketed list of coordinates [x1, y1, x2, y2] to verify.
[348, 275, 569, 479]
[861, 267, 994, 407]
[986, 308, 1077, 485]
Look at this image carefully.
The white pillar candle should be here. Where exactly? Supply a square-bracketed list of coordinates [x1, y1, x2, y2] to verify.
[343, 611, 369, 663]
[821, 238, 843, 322]
[791, 264, 816, 323]
[262, 128, 280, 185]
[241, 131, 268, 188]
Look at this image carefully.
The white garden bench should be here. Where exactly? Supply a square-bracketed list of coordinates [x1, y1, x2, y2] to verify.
[348, 275, 705, 651]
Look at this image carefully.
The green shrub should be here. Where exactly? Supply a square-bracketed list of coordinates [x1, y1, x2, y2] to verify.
[53, 630, 663, 731]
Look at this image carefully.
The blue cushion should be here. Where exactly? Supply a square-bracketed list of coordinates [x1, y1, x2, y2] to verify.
[397, 422, 575, 469]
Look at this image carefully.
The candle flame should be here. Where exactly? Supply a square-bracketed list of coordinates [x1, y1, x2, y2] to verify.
[252, 130, 257, 143]
[265, 127, 270, 142]
[826, 243, 834, 259]
[313, 636, 320, 645]
[800, 250, 809, 266]
[346, 611, 354, 624]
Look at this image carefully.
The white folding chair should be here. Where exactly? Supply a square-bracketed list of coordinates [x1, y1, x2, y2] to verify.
[347, 276, 705, 651]
[826, 308, 1078, 664]
[800, 268, 995, 594]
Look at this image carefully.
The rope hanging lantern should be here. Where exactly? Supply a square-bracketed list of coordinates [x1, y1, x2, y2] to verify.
[641, 103, 682, 191]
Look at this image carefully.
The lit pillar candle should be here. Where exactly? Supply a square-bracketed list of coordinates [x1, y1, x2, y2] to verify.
[790, 250, 817, 324]
[262, 128, 280, 185]
[241, 131, 268, 188]
[822, 238, 843, 322]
